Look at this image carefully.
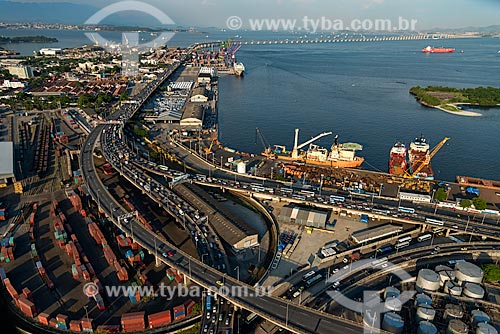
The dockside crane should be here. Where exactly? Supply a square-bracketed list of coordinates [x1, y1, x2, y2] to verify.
[255, 128, 274, 158]
[407, 137, 450, 178]
[291, 128, 333, 159]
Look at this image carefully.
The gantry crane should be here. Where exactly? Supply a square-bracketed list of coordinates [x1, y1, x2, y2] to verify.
[255, 128, 274, 158]
[291, 128, 333, 159]
[406, 137, 450, 178]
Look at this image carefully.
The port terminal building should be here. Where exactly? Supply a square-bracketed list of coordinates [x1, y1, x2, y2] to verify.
[0, 142, 15, 185]
[278, 205, 329, 229]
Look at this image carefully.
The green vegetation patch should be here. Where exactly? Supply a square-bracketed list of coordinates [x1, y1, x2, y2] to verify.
[410, 86, 500, 107]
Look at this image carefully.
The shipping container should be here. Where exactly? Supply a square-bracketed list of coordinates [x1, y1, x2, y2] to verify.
[148, 310, 172, 328]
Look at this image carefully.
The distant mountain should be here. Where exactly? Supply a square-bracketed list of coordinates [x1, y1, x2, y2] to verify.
[0, 1, 97, 24]
[0, 1, 167, 26]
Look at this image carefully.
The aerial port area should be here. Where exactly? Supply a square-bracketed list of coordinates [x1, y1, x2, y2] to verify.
[0, 18, 500, 334]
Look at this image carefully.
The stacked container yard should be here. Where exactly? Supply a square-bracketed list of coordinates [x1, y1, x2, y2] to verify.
[121, 312, 146, 332]
[173, 304, 186, 321]
[148, 310, 172, 328]
[0, 207, 6, 221]
[88, 218, 128, 282]
[0, 236, 15, 263]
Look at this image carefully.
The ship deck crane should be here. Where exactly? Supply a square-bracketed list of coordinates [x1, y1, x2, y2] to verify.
[407, 137, 450, 178]
[255, 128, 274, 158]
[292, 128, 333, 159]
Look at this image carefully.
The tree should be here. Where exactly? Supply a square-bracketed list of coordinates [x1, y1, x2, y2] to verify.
[482, 264, 500, 283]
[459, 199, 472, 209]
[472, 197, 487, 211]
[434, 188, 448, 202]
[133, 127, 147, 138]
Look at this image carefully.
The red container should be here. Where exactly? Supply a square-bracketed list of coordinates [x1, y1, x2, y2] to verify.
[148, 310, 171, 328]
[22, 287, 32, 300]
[49, 318, 57, 327]
[38, 312, 50, 325]
[18, 297, 36, 318]
[184, 299, 195, 315]
[69, 320, 81, 331]
[80, 318, 93, 331]
[174, 273, 184, 284]
[96, 325, 120, 333]
[121, 312, 145, 330]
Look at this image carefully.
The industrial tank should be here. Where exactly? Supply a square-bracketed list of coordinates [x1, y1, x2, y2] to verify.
[237, 161, 247, 174]
[444, 281, 463, 296]
[382, 312, 405, 334]
[455, 262, 484, 284]
[384, 286, 401, 300]
[463, 283, 485, 299]
[416, 305, 436, 322]
[476, 323, 498, 334]
[385, 297, 402, 312]
[447, 319, 469, 334]
[435, 265, 453, 272]
[444, 304, 463, 322]
[414, 293, 433, 307]
[471, 310, 490, 326]
[437, 268, 456, 286]
[417, 321, 438, 334]
[417, 269, 440, 292]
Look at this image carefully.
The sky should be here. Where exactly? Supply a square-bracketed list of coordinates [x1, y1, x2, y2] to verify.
[4, 0, 500, 30]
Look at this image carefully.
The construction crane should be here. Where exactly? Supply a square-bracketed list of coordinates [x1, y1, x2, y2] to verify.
[255, 128, 274, 157]
[407, 137, 450, 178]
[204, 138, 217, 154]
[292, 128, 333, 159]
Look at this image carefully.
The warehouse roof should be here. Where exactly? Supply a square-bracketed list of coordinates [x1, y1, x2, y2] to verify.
[0, 142, 14, 180]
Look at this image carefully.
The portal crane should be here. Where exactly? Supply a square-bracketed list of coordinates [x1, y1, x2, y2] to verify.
[204, 138, 217, 154]
[407, 137, 450, 178]
[255, 128, 274, 157]
[291, 128, 333, 159]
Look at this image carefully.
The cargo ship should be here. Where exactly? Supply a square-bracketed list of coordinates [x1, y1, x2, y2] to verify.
[422, 46, 455, 53]
[273, 131, 364, 168]
[408, 134, 434, 180]
[388, 142, 408, 176]
[234, 62, 245, 76]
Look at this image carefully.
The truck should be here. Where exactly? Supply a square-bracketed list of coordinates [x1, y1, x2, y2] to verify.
[343, 252, 361, 263]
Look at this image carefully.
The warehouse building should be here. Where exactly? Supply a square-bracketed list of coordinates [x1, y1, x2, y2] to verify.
[180, 104, 205, 130]
[197, 67, 215, 84]
[350, 224, 403, 244]
[0, 142, 15, 185]
[190, 86, 208, 103]
[175, 184, 259, 251]
[278, 205, 329, 229]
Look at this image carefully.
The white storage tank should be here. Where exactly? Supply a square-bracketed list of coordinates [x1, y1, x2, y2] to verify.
[385, 297, 402, 312]
[438, 268, 456, 286]
[417, 321, 438, 334]
[414, 293, 433, 307]
[463, 283, 485, 299]
[447, 319, 469, 334]
[444, 304, 463, 322]
[471, 310, 491, 326]
[237, 161, 247, 174]
[455, 262, 484, 284]
[444, 281, 463, 296]
[443, 304, 464, 321]
[384, 286, 401, 300]
[417, 269, 441, 292]
[382, 312, 405, 334]
[416, 305, 436, 322]
[436, 265, 453, 272]
[476, 323, 498, 334]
